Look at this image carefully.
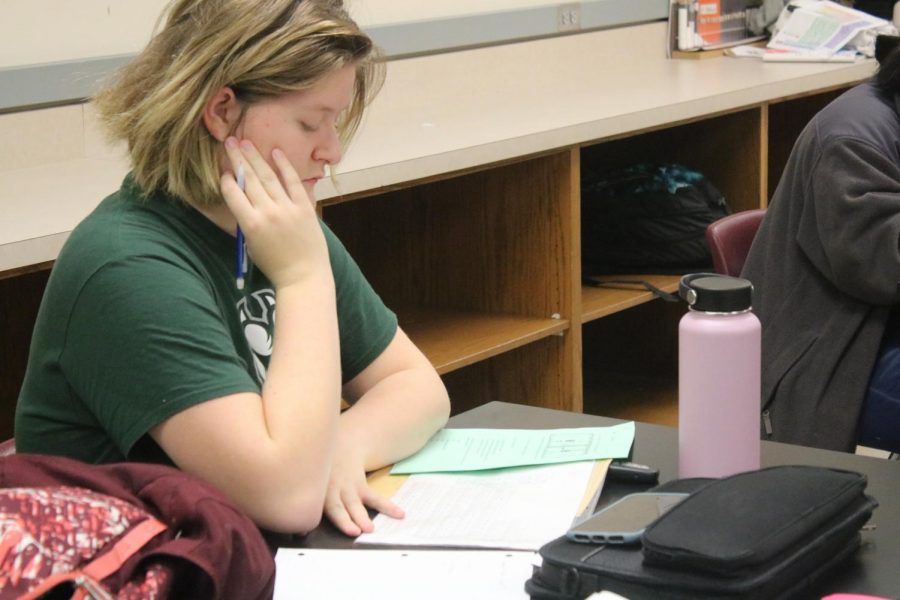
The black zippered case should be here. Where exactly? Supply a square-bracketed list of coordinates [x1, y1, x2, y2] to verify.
[525, 466, 878, 600]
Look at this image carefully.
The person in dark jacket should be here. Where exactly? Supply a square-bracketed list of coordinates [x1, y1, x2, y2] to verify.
[742, 39, 900, 452]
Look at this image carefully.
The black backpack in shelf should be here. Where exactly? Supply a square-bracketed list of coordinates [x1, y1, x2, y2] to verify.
[581, 163, 731, 276]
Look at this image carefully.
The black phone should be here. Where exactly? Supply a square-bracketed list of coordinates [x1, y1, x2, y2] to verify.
[607, 460, 659, 484]
[566, 492, 689, 545]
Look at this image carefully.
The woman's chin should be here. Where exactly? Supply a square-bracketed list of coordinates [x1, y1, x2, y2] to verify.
[302, 182, 318, 205]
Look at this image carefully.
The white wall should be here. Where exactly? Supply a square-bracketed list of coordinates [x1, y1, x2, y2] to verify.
[0, 0, 561, 68]
[349, 0, 559, 25]
[0, 1, 166, 67]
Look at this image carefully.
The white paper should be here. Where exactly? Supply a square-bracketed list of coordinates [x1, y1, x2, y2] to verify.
[357, 461, 595, 550]
[726, 44, 768, 58]
[768, 0, 885, 55]
[762, 49, 858, 62]
[728, 45, 858, 62]
[273, 549, 536, 600]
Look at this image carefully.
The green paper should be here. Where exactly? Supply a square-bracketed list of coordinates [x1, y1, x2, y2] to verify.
[391, 423, 635, 474]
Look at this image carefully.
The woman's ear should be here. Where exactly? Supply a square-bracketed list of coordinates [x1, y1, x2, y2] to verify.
[203, 86, 241, 141]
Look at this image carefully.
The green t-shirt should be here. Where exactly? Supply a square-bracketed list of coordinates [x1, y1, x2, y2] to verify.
[15, 176, 397, 464]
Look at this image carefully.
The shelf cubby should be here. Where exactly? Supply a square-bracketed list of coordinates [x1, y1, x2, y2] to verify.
[322, 148, 582, 409]
[440, 334, 579, 416]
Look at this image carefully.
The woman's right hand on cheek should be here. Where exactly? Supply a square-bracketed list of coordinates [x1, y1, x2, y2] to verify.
[219, 137, 330, 289]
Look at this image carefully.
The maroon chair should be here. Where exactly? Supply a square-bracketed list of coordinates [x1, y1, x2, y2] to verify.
[704, 208, 767, 277]
[0, 438, 15, 456]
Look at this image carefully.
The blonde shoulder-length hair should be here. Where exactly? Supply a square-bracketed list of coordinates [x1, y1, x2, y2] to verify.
[93, 0, 384, 208]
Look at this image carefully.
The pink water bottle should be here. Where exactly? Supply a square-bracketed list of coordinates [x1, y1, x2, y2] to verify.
[678, 274, 761, 478]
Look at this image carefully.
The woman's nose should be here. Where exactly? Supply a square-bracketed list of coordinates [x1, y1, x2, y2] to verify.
[312, 126, 342, 165]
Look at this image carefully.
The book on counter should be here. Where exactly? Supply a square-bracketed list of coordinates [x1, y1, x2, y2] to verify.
[667, 0, 767, 59]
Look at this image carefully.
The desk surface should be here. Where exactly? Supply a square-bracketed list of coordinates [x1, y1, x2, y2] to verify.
[301, 401, 900, 599]
[0, 21, 876, 272]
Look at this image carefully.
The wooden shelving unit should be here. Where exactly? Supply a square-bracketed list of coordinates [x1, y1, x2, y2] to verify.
[0, 22, 876, 436]
[318, 86, 862, 419]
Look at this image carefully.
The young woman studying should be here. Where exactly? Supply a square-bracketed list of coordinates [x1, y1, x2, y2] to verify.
[14, 0, 450, 537]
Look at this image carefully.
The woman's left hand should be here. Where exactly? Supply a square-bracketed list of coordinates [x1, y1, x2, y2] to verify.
[324, 437, 405, 537]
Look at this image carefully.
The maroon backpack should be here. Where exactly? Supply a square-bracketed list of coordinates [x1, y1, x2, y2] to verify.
[0, 453, 275, 599]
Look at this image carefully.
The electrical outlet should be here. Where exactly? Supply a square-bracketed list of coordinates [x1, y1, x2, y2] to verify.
[557, 3, 581, 32]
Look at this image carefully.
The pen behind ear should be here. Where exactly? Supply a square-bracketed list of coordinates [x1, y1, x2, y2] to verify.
[235, 164, 248, 290]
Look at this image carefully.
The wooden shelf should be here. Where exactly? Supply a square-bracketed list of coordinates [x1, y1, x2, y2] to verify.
[581, 275, 681, 322]
[397, 307, 568, 375]
[583, 371, 678, 428]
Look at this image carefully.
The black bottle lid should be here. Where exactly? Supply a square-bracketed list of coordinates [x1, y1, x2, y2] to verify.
[679, 273, 753, 312]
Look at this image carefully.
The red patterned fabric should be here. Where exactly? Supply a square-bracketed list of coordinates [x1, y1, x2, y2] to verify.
[0, 454, 275, 599]
[0, 486, 167, 598]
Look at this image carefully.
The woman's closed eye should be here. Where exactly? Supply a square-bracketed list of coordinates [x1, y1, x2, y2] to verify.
[300, 120, 319, 133]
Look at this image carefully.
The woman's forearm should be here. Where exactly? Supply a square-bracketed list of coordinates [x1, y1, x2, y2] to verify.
[262, 273, 342, 468]
[339, 367, 449, 471]
[224, 272, 342, 531]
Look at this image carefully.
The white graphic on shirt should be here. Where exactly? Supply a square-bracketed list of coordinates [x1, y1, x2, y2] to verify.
[237, 289, 276, 384]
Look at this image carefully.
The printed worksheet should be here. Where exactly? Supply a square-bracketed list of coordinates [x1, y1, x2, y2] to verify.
[358, 461, 595, 550]
[391, 423, 634, 474]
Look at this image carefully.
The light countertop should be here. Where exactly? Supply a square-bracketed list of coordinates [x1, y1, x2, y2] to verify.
[0, 21, 876, 273]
